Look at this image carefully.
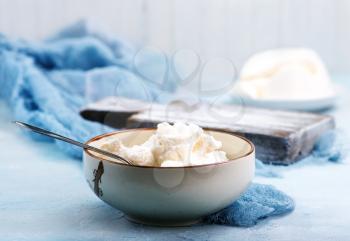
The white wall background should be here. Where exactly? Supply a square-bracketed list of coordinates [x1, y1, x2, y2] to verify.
[0, 0, 349, 74]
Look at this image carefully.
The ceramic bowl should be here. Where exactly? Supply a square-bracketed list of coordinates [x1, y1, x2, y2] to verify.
[83, 128, 255, 226]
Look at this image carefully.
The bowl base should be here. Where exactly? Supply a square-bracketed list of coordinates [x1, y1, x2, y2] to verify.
[126, 215, 202, 227]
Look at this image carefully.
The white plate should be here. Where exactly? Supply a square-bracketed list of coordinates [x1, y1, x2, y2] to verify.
[238, 95, 337, 112]
[230, 84, 338, 112]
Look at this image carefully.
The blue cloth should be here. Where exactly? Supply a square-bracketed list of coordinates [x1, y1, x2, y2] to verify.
[0, 21, 175, 158]
[205, 183, 294, 227]
[0, 21, 295, 227]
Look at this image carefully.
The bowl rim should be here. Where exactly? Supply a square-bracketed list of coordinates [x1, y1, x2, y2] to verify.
[84, 128, 255, 169]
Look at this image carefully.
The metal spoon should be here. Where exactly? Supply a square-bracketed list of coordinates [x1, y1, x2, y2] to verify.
[13, 121, 133, 165]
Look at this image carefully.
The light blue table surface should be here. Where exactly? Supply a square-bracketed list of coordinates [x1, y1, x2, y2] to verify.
[1, 80, 350, 241]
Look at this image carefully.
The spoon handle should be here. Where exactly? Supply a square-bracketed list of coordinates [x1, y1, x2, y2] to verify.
[13, 121, 132, 165]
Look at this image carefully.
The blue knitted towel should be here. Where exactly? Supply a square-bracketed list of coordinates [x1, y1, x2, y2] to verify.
[0, 20, 295, 227]
[205, 183, 294, 226]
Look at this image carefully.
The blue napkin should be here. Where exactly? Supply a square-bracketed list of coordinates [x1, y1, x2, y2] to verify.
[0, 21, 175, 158]
[205, 183, 294, 226]
[0, 20, 295, 227]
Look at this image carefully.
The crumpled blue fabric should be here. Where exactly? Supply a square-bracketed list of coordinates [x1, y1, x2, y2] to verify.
[0, 21, 295, 227]
[313, 129, 343, 162]
[204, 183, 295, 227]
[0, 21, 175, 158]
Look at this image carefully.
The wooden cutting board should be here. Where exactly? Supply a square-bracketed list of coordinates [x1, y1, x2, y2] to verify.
[80, 97, 335, 165]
